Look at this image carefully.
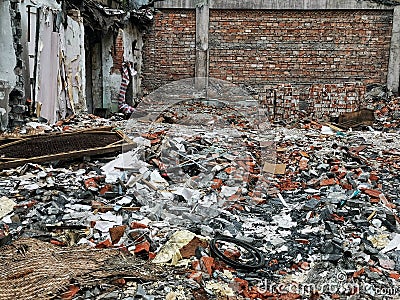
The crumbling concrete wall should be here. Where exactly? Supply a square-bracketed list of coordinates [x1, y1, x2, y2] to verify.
[123, 23, 143, 101]
[1, 0, 148, 126]
[1, 0, 26, 129]
[65, 12, 87, 115]
[0, 1, 17, 91]
[103, 30, 125, 111]
[103, 24, 143, 111]
[0, 1, 17, 129]
[16, 1, 86, 124]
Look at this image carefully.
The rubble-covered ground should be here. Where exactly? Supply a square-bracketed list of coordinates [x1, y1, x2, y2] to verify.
[0, 95, 400, 300]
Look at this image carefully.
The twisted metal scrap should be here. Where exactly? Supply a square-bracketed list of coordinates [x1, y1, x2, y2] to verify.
[0, 238, 166, 300]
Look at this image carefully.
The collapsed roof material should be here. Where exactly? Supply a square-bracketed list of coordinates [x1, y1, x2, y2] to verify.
[66, 0, 154, 32]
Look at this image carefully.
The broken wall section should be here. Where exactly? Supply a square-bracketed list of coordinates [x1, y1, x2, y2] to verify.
[263, 82, 367, 122]
[11, 0, 87, 125]
[1, 0, 152, 128]
[103, 23, 143, 112]
[0, 2, 17, 90]
[0, 0, 22, 129]
[64, 11, 87, 116]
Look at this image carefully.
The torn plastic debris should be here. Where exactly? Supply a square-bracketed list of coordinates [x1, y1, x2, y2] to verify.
[152, 230, 208, 266]
[101, 151, 150, 182]
[381, 234, 400, 254]
[0, 196, 16, 219]
[205, 282, 235, 298]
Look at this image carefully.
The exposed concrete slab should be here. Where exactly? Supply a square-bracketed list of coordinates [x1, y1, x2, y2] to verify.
[387, 6, 400, 94]
[156, 0, 393, 9]
[195, 0, 209, 83]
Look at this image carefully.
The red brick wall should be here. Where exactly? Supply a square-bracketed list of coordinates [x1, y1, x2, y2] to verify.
[209, 10, 393, 89]
[142, 10, 196, 92]
[111, 29, 124, 74]
[142, 9, 393, 97]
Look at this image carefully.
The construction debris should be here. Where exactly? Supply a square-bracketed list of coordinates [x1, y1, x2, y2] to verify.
[0, 91, 399, 299]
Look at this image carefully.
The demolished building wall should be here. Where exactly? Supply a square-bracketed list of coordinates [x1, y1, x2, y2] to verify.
[0, 1, 17, 130]
[103, 29, 127, 112]
[101, 23, 142, 112]
[64, 12, 87, 116]
[142, 0, 398, 121]
[0, 0, 152, 128]
[0, 0, 83, 126]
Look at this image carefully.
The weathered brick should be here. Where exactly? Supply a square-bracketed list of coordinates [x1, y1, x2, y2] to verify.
[142, 9, 392, 118]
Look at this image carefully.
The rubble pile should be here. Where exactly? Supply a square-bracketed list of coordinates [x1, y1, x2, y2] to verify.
[0, 99, 400, 299]
[373, 96, 400, 131]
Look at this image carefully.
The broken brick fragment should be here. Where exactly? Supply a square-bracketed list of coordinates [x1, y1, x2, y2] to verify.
[99, 184, 113, 195]
[109, 225, 126, 244]
[141, 133, 160, 140]
[112, 278, 126, 286]
[227, 193, 240, 201]
[353, 268, 365, 278]
[341, 183, 353, 190]
[149, 252, 156, 260]
[84, 178, 98, 189]
[130, 222, 148, 229]
[370, 198, 380, 204]
[223, 248, 241, 260]
[134, 241, 150, 255]
[369, 172, 379, 182]
[95, 239, 113, 249]
[211, 179, 223, 189]
[363, 188, 382, 198]
[295, 239, 310, 245]
[200, 256, 215, 275]
[180, 236, 208, 259]
[278, 293, 302, 299]
[60, 285, 80, 300]
[84, 176, 104, 189]
[224, 166, 236, 174]
[330, 214, 345, 222]
[192, 259, 201, 271]
[187, 271, 203, 283]
[330, 165, 339, 172]
[320, 178, 337, 186]
[50, 239, 66, 246]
